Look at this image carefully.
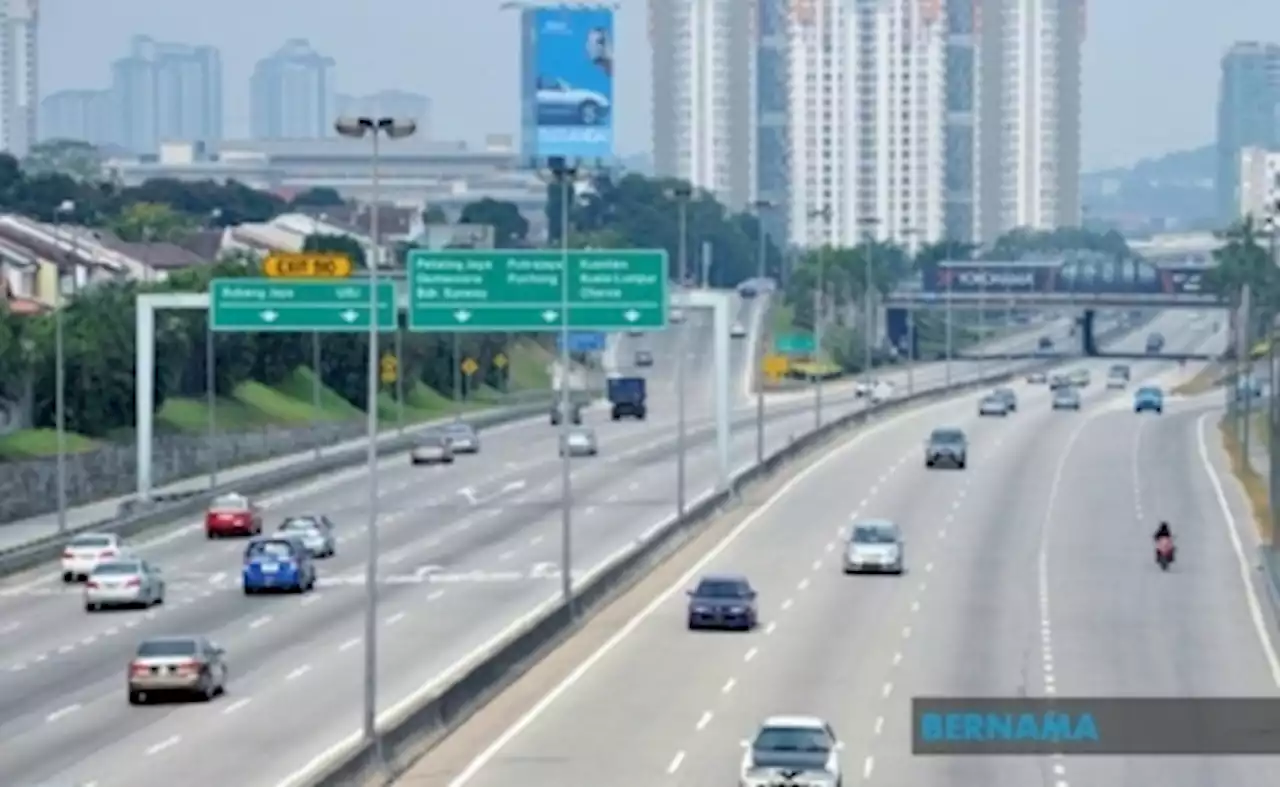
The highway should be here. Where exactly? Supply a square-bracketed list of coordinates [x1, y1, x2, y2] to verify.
[407, 310, 1280, 787]
[0, 296, 1095, 787]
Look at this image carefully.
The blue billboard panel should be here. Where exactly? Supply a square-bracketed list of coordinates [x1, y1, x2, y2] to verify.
[557, 331, 607, 352]
[925, 258, 1172, 296]
[521, 7, 615, 161]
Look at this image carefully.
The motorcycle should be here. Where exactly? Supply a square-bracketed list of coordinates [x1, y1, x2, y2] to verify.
[1155, 536, 1175, 571]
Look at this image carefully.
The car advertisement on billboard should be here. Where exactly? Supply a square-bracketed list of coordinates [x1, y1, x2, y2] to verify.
[927, 263, 1058, 293]
[521, 6, 614, 161]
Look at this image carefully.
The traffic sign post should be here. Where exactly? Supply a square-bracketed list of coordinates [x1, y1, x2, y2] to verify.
[380, 354, 398, 385]
[461, 357, 479, 399]
[774, 333, 816, 355]
[262, 252, 353, 279]
[407, 249, 669, 331]
[493, 352, 509, 393]
[210, 279, 396, 332]
[762, 354, 789, 381]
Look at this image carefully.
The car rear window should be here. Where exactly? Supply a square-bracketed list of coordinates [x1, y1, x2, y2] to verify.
[281, 518, 318, 531]
[246, 540, 297, 561]
[137, 639, 198, 657]
[71, 535, 112, 548]
[931, 430, 964, 443]
[93, 562, 139, 575]
[212, 495, 247, 509]
[852, 525, 897, 544]
[754, 726, 830, 753]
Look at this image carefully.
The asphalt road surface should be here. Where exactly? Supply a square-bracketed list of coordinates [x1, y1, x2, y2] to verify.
[0, 300, 1108, 787]
[412, 311, 1280, 787]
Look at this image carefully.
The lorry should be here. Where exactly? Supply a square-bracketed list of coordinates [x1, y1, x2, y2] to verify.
[608, 376, 647, 420]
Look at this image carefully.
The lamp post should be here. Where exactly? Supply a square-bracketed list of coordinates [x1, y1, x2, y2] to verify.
[808, 207, 833, 428]
[333, 115, 417, 769]
[52, 200, 76, 534]
[673, 184, 693, 512]
[857, 217, 881, 398]
[751, 199, 774, 463]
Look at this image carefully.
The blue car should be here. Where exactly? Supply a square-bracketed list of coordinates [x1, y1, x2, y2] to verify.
[242, 536, 316, 595]
[1134, 386, 1164, 414]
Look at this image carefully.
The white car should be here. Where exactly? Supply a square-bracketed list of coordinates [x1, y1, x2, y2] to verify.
[61, 532, 126, 583]
[730, 321, 747, 338]
[844, 520, 904, 574]
[740, 715, 843, 787]
[670, 308, 685, 324]
[1106, 374, 1127, 390]
[853, 380, 873, 397]
[869, 381, 894, 403]
[535, 77, 610, 125]
[85, 558, 165, 611]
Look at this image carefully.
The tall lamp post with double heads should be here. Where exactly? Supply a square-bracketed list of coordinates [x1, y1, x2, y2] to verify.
[751, 199, 774, 462]
[333, 115, 417, 771]
[808, 207, 833, 428]
[52, 200, 76, 534]
[857, 216, 881, 399]
[673, 183, 693, 512]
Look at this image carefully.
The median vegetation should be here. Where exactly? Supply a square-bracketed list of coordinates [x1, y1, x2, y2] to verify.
[1218, 414, 1274, 545]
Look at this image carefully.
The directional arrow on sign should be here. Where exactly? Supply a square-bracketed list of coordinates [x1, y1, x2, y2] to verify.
[339, 309, 359, 323]
[541, 310, 559, 323]
[623, 309, 640, 322]
[260, 310, 279, 323]
[454, 310, 472, 323]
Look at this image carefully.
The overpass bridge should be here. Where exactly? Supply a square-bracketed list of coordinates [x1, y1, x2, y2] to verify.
[884, 257, 1229, 357]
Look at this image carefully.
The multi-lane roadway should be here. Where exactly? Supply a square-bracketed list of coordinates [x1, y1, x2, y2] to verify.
[403, 310, 1280, 787]
[0, 296, 1102, 787]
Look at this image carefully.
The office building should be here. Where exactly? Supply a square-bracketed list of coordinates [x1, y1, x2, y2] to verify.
[1238, 146, 1280, 224]
[108, 35, 223, 154]
[335, 90, 431, 136]
[250, 39, 335, 140]
[789, 0, 947, 250]
[944, 0, 980, 242]
[649, 0, 755, 210]
[755, 0, 791, 250]
[39, 89, 112, 146]
[1216, 42, 1280, 225]
[976, 0, 1084, 244]
[0, 0, 38, 155]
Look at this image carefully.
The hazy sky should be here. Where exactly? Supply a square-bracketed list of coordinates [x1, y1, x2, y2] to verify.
[39, 0, 1280, 171]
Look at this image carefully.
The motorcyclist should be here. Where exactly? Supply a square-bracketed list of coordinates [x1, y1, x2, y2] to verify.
[1153, 521, 1172, 541]
[1153, 521, 1175, 563]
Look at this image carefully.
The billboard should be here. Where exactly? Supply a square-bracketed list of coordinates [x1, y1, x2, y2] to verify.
[929, 263, 1059, 293]
[924, 258, 1186, 296]
[521, 6, 615, 161]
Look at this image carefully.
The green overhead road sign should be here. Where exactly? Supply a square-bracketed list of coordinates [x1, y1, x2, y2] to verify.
[407, 249, 669, 331]
[210, 279, 397, 332]
[774, 332, 816, 354]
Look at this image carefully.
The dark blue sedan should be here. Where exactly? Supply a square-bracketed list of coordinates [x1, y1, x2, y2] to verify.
[686, 574, 758, 631]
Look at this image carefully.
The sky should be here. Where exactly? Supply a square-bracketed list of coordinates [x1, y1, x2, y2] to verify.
[38, 0, 1280, 172]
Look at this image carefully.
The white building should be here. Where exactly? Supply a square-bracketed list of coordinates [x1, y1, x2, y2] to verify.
[649, 0, 755, 209]
[0, 0, 38, 155]
[1239, 146, 1280, 225]
[789, 0, 947, 251]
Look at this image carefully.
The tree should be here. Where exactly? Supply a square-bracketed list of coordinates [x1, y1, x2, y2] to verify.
[459, 198, 529, 247]
[110, 201, 194, 241]
[23, 140, 103, 182]
[1205, 217, 1280, 334]
[422, 205, 447, 224]
[290, 187, 345, 208]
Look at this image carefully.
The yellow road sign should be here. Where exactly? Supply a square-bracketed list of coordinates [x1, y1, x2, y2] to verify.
[461, 357, 479, 376]
[762, 354, 789, 378]
[493, 353, 508, 369]
[380, 354, 398, 384]
[262, 252, 353, 279]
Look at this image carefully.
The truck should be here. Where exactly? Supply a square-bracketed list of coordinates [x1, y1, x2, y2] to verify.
[608, 376, 647, 420]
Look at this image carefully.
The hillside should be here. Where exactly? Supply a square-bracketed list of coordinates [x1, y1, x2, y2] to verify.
[1081, 144, 1217, 234]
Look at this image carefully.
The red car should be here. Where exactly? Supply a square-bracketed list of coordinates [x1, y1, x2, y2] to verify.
[205, 494, 262, 538]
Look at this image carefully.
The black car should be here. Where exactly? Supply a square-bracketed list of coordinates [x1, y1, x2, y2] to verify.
[686, 574, 758, 631]
[925, 427, 967, 469]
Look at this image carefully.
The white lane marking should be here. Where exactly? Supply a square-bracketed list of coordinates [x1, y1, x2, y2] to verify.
[910, 601, 920, 613]
[223, 698, 252, 714]
[502, 480, 526, 494]
[722, 678, 736, 693]
[530, 535, 544, 546]
[667, 750, 685, 773]
[764, 621, 777, 635]
[696, 710, 713, 730]
[427, 590, 445, 601]
[498, 551, 515, 562]
[892, 651, 902, 666]
[338, 638, 360, 652]
[286, 665, 312, 681]
[386, 612, 406, 626]
[863, 755, 875, 779]
[744, 647, 758, 663]
[209, 572, 226, 585]
[874, 716, 884, 735]
[882, 682, 893, 698]
[0, 620, 20, 635]
[145, 735, 181, 755]
[797, 578, 810, 591]
[812, 559, 822, 570]
[1195, 413, 1280, 686]
[902, 626, 912, 639]
[80, 636, 96, 645]
[46, 703, 80, 723]
[301, 595, 321, 606]
[57, 645, 73, 654]
[925, 562, 933, 573]
[781, 598, 793, 610]
[319, 388, 1002, 787]
[9, 663, 26, 671]
[459, 487, 478, 505]
[249, 616, 271, 629]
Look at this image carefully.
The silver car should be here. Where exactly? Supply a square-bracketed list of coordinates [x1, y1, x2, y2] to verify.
[1026, 371, 1047, 384]
[844, 520, 904, 574]
[978, 394, 1009, 416]
[278, 515, 337, 558]
[411, 432, 454, 465]
[1052, 387, 1082, 410]
[127, 635, 228, 705]
[443, 422, 480, 454]
[560, 426, 599, 457]
[85, 559, 165, 611]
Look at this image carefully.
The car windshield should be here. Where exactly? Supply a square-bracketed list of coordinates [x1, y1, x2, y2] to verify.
[281, 519, 318, 532]
[419, 434, 446, 447]
[212, 495, 247, 510]
[754, 726, 830, 753]
[1139, 387, 1161, 397]
[246, 540, 297, 561]
[695, 579, 749, 598]
[852, 525, 897, 544]
[93, 562, 140, 575]
[70, 535, 112, 549]
[931, 430, 964, 444]
[137, 639, 198, 658]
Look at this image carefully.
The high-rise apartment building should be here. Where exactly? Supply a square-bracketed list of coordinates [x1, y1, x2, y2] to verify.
[0, 0, 38, 155]
[649, 0, 755, 210]
[790, 0, 947, 250]
[756, 0, 791, 249]
[39, 89, 112, 146]
[251, 39, 336, 140]
[1216, 42, 1280, 225]
[976, 0, 1084, 244]
[335, 90, 432, 136]
[109, 35, 222, 154]
[944, 0, 980, 242]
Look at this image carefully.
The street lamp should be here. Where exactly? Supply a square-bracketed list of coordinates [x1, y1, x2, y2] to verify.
[751, 199, 774, 462]
[857, 216, 881, 401]
[673, 183, 693, 513]
[808, 207, 833, 428]
[333, 114, 417, 770]
[52, 200, 76, 534]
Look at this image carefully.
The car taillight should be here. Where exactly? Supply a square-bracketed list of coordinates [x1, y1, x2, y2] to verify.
[125, 578, 141, 587]
[86, 581, 100, 589]
[100, 550, 116, 558]
[62, 549, 74, 558]
[130, 661, 150, 675]
[175, 660, 199, 674]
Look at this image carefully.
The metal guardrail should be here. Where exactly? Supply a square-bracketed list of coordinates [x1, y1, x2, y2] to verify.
[306, 318, 1149, 787]
[0, 393, 580, 578]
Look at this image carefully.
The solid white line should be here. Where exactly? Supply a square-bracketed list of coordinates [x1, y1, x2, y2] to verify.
[1195, 412, 1280, 686]
[46, 703, 80, 723]
[145, 735, 181, 755]
[249, 616, 271, 629]
[222, 698, 252, 715]
[338, 637, 360, 652]
[286, 665, 312, 681]
[386, 612, 406, 626]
